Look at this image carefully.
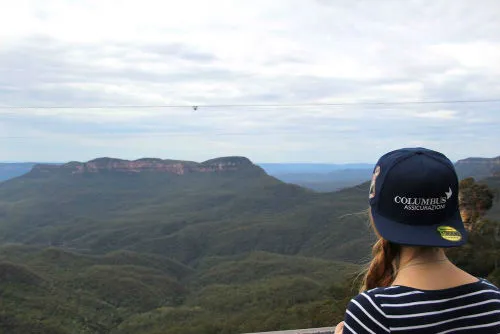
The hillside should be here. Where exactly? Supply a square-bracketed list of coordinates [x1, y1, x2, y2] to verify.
[2, 155, 496, 264]
[0, 244, 358, 334]
[483, 175, 500, 221]
[0, 157, 372, 264]
[0, 156, 371, 332]
[1, 156, 498, 333]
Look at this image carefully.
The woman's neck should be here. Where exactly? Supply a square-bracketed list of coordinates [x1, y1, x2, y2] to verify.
[392, 246, 478, 289]
[398, 246, 446, 265]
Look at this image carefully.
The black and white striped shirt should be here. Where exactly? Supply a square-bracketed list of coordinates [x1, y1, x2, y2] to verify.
[343, 278, 500, 333]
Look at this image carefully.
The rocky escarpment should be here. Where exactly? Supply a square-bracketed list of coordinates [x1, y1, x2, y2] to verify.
[31, 156, 258, 176]
[455, 156, 500, 179]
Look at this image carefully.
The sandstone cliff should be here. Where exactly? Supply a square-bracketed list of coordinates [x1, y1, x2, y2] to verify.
[31, 157, 257, 176]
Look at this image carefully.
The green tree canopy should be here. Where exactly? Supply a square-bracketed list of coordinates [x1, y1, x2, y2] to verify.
[459, 177, 494, 230]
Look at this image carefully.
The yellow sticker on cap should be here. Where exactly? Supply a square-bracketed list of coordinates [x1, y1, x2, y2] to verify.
[437, 226, 462, 242]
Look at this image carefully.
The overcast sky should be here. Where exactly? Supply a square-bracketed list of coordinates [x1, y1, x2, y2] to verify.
[1, 0, 499, 163]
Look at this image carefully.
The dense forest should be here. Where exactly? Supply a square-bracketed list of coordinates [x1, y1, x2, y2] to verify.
[0, 160, 498, 333]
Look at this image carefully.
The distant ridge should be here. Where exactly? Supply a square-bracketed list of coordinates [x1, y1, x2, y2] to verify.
[3, 154, 500, 184]
[259, 163, 373, 174]
[30, 156, 258, 176]
[454, 156, 500, 180]
[0, 163, 40, 182]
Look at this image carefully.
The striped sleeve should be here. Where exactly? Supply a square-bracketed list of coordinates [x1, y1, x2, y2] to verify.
[343, 292, 390, 334]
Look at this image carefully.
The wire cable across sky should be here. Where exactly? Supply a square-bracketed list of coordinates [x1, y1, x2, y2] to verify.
[1, 98, 500, 110]
[1, 98, 499, 141]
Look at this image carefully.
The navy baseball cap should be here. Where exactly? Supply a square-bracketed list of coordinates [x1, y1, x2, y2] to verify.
[369, 147, 467, 247]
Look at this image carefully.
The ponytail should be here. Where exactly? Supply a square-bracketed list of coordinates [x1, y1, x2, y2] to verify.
[360, 237, 400, 292]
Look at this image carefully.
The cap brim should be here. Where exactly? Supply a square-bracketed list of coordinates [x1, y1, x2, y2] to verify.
[371, 209, 467, 247]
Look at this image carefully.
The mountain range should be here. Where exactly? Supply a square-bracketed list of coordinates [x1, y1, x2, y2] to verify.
[0, 155, 499, 333]
[0, 156, 372, 333]
[0, 156, 372, 262]
[263, 156, 500, 192]
[455, 156, 500, 179]
[2, 155, 499, 192]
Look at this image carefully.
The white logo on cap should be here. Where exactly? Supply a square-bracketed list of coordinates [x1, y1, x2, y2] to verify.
[394, 186, 453, 211]
[445, 187, 452, 199]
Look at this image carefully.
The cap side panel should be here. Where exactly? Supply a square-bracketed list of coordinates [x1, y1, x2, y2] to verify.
[375, 152, 419, 208]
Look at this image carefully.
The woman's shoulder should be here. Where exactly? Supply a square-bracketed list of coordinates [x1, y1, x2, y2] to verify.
[477, 278, 500, 291]
[351, 278, 499, 305]
[346, 286, 403, 317]
[345, 279, 500, 333]
[355, 285, 415, 301]
[383, 277, 500, 295]
[344, 288, 392, 333]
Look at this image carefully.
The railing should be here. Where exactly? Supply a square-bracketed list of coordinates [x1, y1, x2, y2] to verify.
[242, 327, 334, 334]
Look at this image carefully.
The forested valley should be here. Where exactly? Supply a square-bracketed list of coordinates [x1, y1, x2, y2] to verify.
[0, 158, 498, 334]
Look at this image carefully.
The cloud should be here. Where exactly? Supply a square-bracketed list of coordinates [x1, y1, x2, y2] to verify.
[415, 110, 457, 119]
[0, 0, 499, 162]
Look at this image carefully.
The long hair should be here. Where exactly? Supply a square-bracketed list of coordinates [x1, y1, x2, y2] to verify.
[359, 212, 401, 292]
